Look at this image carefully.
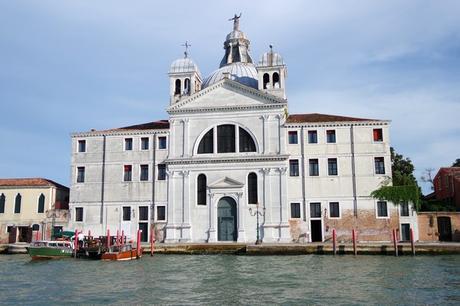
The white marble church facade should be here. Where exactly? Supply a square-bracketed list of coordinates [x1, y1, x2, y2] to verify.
[68, 17, 418, 243]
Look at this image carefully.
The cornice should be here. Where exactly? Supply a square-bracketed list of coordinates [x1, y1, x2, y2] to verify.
[165, 154, 290, 165]
[284, 121, 391, 128]
[71, 129, 169, 138]
[168, 103, 286, 115]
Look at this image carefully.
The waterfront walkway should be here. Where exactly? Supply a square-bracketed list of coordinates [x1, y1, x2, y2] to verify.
[143, 242, 460, 255]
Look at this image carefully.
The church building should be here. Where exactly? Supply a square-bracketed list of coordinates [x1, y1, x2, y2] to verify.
[68, 16, 418, 243]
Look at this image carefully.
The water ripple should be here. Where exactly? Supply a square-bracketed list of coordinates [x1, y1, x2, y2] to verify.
[0, 254, 459, 305]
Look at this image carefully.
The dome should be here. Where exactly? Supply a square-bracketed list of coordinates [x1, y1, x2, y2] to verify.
[225, 30, 249, 41]
[202, 62, 258, 89]
[169, 57, 201, 75]
[258, 51, 284, 67]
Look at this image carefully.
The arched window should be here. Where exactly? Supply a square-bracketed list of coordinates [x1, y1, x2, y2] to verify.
[197, 174, 207, 205]
[32, 224, 40, 231]
[0, 193, 5, 214]
[217, 125, 235, 153]
[38, 194, 45, 213]
[239, 127, 256, 152]
[198, 129, 214, 154]
[263, 73, 270, 89]
[273, 72, 280, 88]
[14, 193, 21, 214]
[198, 125, 257, 154]
[175, 79, 181, 95]
[184, 78, 191, 94]
[248, 173, 258, 204]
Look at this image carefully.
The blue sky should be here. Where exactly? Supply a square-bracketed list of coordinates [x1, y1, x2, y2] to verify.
[1, 0, 459, 193]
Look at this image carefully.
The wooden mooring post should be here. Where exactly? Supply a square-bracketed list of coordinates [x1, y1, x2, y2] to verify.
[73, 229, 78, 258]
[150, 225, 155, 256]
[137, 229, 142, 258]
[410, 228, 415, 256]
[107, 229, 110, 248]
[392, 229, 398, 256]
[332, 228, 337, 256]
[352, 229, 357, 255]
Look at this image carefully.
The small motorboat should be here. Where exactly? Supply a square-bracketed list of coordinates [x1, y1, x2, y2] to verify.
[27, 240, 73, 259]
[101, 244, 142, 261]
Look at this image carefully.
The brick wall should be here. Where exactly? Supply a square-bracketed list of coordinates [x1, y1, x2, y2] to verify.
[418, 212, 460, 242]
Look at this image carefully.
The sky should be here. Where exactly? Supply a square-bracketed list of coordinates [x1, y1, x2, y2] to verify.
[0, 0, 459, 194]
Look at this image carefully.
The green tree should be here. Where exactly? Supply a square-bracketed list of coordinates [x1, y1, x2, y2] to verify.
[452, 158, 460, 167]
[390, 147, 419, 187]
[371, 147, 421, 209]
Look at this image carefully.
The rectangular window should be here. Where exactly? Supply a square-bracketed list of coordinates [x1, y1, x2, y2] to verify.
[373, 128, 383, 142]
[326, 130, 336, 143]
[75, 207, 83, 222]
[328, 158, 338, 176]
[289, 160, 299, 176]
[288, 131, 298, 144]
[309, 159, 319, 176]
[308, 130, 318, 144]
[329, 202, 340, 218]
[310, 202, 321, 218]
[122, 206, 131, 221]
[158, 136, 167, 150]
[139, 206, 149, 221]
[290, 203, 301, 218]
[400, 202, 409, 217]
[125, 138, 133, 151]
[0, 194, 4, 213]
[377, 201, 388, 217]
[158, 164, 166, 180]
[374, 157, 385, 174]
[217, 125, 236, 153]
[156, 206, 166, 221]
[78, 140, 86, 152]
[141, 137, 149, 150]
[77, 167, 85, 183]
[124, 165, 132, 182]
[140, 164, 149, 181]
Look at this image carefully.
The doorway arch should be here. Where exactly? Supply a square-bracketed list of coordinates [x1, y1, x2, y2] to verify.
[217, 197, 237, 241]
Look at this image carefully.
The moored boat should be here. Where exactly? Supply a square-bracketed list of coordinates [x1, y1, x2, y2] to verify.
[28, 240, 73, 259]
[101, 244, 142, 261]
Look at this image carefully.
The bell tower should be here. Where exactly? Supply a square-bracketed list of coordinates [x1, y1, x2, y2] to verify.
[168, 42, 202, 105]
[257, 45, 287, 99]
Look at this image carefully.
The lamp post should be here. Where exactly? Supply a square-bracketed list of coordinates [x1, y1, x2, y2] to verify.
[249, 203, 266, 245]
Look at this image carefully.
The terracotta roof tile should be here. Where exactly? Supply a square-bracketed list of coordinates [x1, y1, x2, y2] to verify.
[0, 178, 69, 190]
[286, 113, 381, 123]
[94, 120, 170, 133]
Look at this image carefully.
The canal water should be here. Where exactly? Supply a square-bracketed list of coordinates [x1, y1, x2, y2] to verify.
[0, 254, 459, 305]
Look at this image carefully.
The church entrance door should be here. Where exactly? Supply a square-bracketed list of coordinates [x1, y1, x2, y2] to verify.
[217, 197, 237, 241]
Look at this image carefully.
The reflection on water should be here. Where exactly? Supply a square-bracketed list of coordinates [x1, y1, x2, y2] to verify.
[0, 254, 459, 305]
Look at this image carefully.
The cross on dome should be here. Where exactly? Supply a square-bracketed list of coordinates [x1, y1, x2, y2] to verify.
[181, 41, 191, 58]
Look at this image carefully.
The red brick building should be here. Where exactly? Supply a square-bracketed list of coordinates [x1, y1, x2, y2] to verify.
[433, 167, 460, 211]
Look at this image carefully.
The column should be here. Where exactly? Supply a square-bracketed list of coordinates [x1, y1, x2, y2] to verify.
[278, 167, 290, 242]
[208, 192, 217, 242]
[165, 170, 181, 242]
[276, 114, 284, 154]
[261, 115, 269, 154]
[183, 118, 190, 157]
[262, 168, 276, 242]
[237, 192, 246, 242]
[181, 170, 191, 241]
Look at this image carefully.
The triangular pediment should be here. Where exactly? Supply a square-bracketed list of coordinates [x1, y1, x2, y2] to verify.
[168, 79, 286, 113]
[208, 176, 244, 189]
